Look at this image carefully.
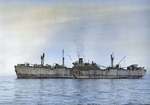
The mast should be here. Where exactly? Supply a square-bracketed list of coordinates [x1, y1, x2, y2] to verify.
[111, 53, 114, 68]
[78, 51, 80, 59]
[41, 53, 45, 66]
[62, 49, 64, 66]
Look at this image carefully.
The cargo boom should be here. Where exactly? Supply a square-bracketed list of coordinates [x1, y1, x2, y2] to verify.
[15, 51, 146, 79]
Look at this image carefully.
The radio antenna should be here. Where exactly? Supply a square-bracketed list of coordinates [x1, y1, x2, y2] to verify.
[62, 49, 64, 66]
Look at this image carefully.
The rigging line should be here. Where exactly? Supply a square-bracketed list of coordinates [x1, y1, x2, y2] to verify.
[99, 59, 110, 64]
[44, 59, 50, 64]
[63, 50, 73, 61]
[122, 59, 126, 67]
[115, 56, 124, 59]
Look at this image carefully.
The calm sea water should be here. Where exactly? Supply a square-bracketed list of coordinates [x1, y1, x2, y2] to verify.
[0, 75, 150, 105]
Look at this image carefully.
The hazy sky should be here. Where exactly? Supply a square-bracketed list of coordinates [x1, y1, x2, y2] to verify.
[0, 0, 150, 76]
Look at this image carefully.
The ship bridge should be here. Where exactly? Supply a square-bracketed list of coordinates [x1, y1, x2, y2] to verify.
[72, 58, 100, 70]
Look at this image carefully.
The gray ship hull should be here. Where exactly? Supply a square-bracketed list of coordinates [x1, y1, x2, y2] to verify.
[15, 66, 146, 79]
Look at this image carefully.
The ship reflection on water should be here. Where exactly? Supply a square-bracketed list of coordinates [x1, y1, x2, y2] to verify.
[0, 75, 148, 104]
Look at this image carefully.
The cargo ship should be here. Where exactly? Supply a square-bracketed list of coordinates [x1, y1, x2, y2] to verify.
[14, 50, 146, 79]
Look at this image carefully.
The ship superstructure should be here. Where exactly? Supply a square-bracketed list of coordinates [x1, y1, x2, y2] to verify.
[14, 50, 146, 79]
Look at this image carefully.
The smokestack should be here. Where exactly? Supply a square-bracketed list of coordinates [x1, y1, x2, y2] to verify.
[62, 49, 64, 66]
[79, 58, 83, 64]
